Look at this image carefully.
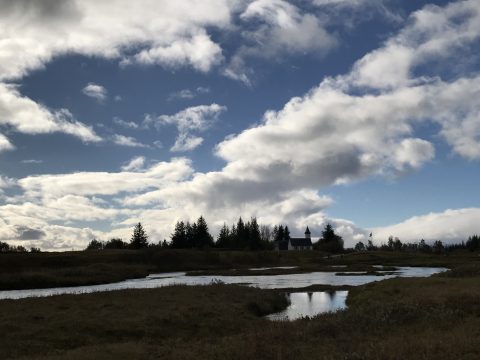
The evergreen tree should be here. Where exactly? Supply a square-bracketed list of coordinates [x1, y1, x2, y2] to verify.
[433, 240, 444, 254]
[185, 221, 196, 248]
[104, 238, 128, 249]
[466, 235, 480, 252]
[130, 222, 149, 249]
[216, 223, 231, 248]
[284, 226, 291, 241]
[86, 239, 103, 250]
[248, 217, 262, 250]
[171, 221, 187, 248]
[354, 241, 366, 251]
[274, 225, 285, 243]
[316, 223, 344, 253]
[236, 217, 247, 248]
[194, 216, 214, 248]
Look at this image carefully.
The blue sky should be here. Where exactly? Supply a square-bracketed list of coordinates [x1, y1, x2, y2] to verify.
[0, 0, 479, 250]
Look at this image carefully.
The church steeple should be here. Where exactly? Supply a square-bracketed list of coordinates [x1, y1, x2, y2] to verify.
[304, 226, 311, 239]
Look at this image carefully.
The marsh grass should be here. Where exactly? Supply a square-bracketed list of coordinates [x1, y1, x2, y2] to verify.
[0, 252, 479, 359]
[1, 249, 472, 290]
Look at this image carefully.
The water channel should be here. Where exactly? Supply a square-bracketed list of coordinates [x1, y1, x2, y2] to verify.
[0, 266, 446, 302]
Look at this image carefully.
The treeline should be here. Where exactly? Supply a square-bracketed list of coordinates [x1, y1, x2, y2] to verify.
[85, 216, 291, 251]
[354, 234, 480, 253]
[85, 222, 160, 250]
[172, 216, 283, 250]
[0, 241, 40, 253]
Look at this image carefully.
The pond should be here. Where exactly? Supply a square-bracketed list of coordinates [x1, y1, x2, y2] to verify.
[0, 266, 447, 300]
[267, 291, 349, 321]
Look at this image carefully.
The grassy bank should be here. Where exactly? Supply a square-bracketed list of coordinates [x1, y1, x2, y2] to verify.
[0, 249, 474, 290]
[0, 253, 479, 359]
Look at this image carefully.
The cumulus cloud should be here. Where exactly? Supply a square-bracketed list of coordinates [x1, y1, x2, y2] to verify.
[372, 208, 480, 245]
[123, 32, 224, 72]
[146, 104, 227, 152]
[82, 83, 107, 102]
[350, 0, 480, 90]
[1, 0, 480, 250]
[0, 84, 101, 144]
[0, 0, 235, 81]
[0, 0, 236, 151]
[225, 0, 337, 84]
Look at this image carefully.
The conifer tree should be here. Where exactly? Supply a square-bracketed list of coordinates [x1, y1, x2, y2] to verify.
[171, 221, 186, 248]
[217, 223, 231, 248]
[194, 216, 214, 248]
[130, 222, 149, 249]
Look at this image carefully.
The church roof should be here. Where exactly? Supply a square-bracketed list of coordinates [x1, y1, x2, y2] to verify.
[290, 238, 313, 247]
[305, 226, 311, 234]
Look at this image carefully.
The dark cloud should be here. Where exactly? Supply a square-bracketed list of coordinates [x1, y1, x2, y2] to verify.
[15, 226, 45, 240]
[0, 0, 80, 20]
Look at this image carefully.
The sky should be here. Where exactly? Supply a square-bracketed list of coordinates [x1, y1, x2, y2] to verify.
[0, 0, 479, 250]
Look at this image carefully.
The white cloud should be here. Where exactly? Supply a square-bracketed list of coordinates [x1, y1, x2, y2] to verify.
[112, 134, 148, 148]
[351, 0, 480, 89]
[123, 33, 224, 72]
[225, 0, 337, 84]
[17, 157, 193, 199]
[0, 0, 236, 81]
[0, 0, 237, 150]
[372, 208, 480, 245]
[121, 156, 146, 172]
[113, 117, 139, 129]
[0, 176, 15, 189]
[82, 83, 107, 102]
[171, 134, 204, 152]
[0, 133, 15, 152]
[21, 159, 43, 164]
[1, 0, 480, 250]
[0, 84, 101, 143]
[146, 104, 227, 152]
[168, 86, 210, 101]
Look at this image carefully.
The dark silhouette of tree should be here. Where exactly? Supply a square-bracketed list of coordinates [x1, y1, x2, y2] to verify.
[260, 225, 272, 243]
[418, 239, 431, 253]
[354, 241, 366, 251]
[235, 217, 247, 248]
[0, 242, 10, 252]
[433, 240, 444, 254]
[273, 225, 285, 243]
[86, 239, 103, 250]
[247, 217, 262, 250]
[30, 247, 41, 253]
[466, 235, 480, 251]
[171, 221, 187, 248]
[315, 223, 344, 253]
[104, 238, 128, 249]
[194, 216, 214, 248]
[130, 222, 149, 249]
[216, 223, 231, 248]
[186, 221, 196, 248]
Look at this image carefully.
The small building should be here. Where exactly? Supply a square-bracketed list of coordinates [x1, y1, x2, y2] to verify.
[275, 226, 313, 251]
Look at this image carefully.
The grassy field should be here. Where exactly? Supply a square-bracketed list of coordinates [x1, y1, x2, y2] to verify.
[0, 251, 479, 359]
[0, 249, 474, 290]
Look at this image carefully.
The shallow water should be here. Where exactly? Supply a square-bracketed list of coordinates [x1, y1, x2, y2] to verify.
[267, 291, 348, 321]
[0, 266, 447, 300]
